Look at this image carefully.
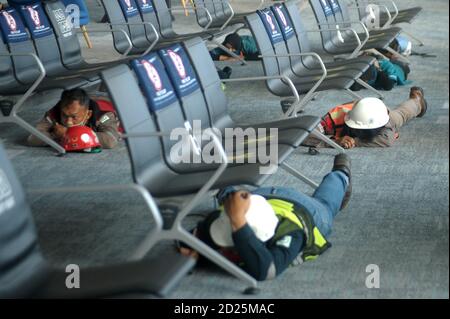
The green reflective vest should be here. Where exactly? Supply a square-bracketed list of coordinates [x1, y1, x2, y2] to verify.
[266, 198, 332, 265]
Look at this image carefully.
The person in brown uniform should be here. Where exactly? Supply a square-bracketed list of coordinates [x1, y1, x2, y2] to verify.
[27, 89, 121, 150]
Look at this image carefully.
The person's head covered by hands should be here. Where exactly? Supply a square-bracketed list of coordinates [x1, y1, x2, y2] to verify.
[210, 191, 279, 247]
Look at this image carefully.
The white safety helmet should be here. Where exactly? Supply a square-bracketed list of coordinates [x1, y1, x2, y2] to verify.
[210, 195, 278, 247]
[345, 97, 390, 130]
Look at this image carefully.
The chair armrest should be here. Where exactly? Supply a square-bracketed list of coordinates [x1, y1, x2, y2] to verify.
[316, 21, 369, 58]
[77, 27, 133, 57]
[220, 1, 235, 31]
[0, 52, 46, 115]
[222, 75, 301, 109]
[258, 52, 327, 79]
[305, 26, 362, 47]
[101, 22, 160, 56]
[170, 5, 213, 31]
[346, 4, 393, 28]
[257, 52, 327, 116]
[357, 0, 399, 26]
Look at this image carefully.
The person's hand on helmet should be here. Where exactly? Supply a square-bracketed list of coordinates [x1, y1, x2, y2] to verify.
[52, 123, 67, 140]
[224, 191, 251, 231]
[338, 136, 356, 149]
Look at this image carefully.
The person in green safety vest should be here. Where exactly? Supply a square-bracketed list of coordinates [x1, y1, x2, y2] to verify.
[179, 154, 352, 281]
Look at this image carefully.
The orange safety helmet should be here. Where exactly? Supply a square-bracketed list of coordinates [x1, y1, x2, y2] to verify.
[61, 126, 101, 153]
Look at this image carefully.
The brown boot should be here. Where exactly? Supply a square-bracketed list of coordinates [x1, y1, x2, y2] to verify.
[410, 87, 428, 118]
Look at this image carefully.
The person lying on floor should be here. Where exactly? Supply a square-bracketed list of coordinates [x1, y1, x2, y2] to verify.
[27, 88, 122, 150]
[352, 35, 413, 92]
[350, 55, 411, 91]
[304, 87, 428, 149]
[179, 154, 352, 281]
[209, 32, 261, 62]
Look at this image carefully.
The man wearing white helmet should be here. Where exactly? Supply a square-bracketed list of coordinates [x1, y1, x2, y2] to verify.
[179, 154, 352, 281]
[308, 87, 428, 148]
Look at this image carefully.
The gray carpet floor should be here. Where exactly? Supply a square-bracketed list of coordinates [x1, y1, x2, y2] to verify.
[0, 0, 448, 299]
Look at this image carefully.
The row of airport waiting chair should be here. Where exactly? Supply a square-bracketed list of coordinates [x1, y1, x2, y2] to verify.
[0, 0, 261, 154]
[0, 0, 423, 298]
[0, 0, 138, 153]
[98, 0, 258, 63]
[0, 34, 323, 298]
[0, 0, 422, 154]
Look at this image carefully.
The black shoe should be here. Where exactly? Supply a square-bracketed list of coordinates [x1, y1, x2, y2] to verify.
[223, 66, 232, 78]
[218, 67, 232, 80]
[332, 154, 352, 210]
[410, 86, 428, 118]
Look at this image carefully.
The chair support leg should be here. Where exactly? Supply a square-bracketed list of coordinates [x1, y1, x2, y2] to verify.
[309, 129, 345, 153]
[345, 88, 362, 100]
[401, 30, 425, 46]
[281, 162, 319, 189]
[0, 108, 65, 154]
[355, 78, 385, 100]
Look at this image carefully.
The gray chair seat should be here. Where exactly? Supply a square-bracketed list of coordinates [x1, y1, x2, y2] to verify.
[280, 1, 375, 76]
[289, 62, 365, 81]
[169, 143, 294, 175]
[43, 1, 153, 74]
[35, 252, 194, 298]
[0, 145, 194, 298]
[151, 0, 236, 42]
[138, 144, 294, 197]
[297, 55, 375, 75]
[340, 26, 402, 45]
[379, 7, 422, 25]
[363, 27, 402, 37]
[1, 77, 91, 96]
[241, 115, 320, 134]
[324, 33, 398, 54]
[213, 114, 320, 146]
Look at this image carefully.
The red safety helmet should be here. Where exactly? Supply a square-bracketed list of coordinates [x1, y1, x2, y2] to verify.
[61, 126, 101, 153]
